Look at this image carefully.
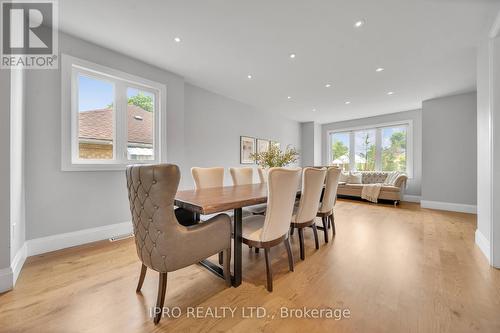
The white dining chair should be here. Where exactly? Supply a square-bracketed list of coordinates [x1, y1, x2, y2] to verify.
[290, 167, 327, 260]
[191, 167, 224, 189]
[229, 167, 253, 185]
[257, 167, 268, 183]
[230, 167, 267, 216]
[317, 167, 341, 243]
[241, 167, 301, 292]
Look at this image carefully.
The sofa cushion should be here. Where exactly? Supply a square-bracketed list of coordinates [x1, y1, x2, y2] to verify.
[348, 172, 362, 184]
[361, 171, 388, 184]
[384, 171, 400, 185]
[339, 172, 349, 182]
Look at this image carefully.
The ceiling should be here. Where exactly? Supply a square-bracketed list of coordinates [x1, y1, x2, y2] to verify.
[59, 0, 500, 124]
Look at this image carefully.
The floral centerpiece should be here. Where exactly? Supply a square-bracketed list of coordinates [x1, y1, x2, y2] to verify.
[251, 144, 299, 168]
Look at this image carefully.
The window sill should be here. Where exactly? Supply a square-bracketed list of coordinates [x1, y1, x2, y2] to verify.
[61, 161, 157, 172]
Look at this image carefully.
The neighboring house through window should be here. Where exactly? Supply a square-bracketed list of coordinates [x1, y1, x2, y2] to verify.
[61, 54, 167, 171]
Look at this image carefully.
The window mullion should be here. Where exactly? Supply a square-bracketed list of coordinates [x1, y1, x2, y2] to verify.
[115, 82, 127, 163]
[375, 128, 382, 171]
[349, 132, 355, 172]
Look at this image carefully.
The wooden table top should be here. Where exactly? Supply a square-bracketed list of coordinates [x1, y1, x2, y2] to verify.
[175, 183, 269, 215]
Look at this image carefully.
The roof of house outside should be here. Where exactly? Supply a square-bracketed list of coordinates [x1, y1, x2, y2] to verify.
[78, 105, 153, 145]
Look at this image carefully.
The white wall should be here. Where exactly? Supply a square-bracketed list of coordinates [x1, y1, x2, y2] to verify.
[25, 33, 186, 240]
[477, 38, 492, 257]
[421, 92, 477, 209]
[321, 109, 423, 196]
[183, 83, 301, 187]
[10, 69, 26, 260]
[0, 70, 11, 271]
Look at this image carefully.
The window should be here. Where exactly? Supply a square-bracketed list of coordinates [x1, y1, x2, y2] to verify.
[328, 121, 412, 177]
[61, 54, 166, 171]
[330, 132, 350, 171]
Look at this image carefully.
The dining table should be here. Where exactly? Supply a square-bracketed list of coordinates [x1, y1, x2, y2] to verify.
[175, 183, 271, 287]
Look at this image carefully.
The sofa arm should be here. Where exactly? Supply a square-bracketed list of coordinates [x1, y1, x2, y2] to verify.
[394, 174, 408, 189]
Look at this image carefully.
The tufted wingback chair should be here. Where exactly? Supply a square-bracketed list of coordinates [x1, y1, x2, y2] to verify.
[126, 164, 232, 324]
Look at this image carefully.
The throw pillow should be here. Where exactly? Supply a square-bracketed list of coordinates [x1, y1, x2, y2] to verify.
[348, 172, 362, 184]
[339, 171, 349, 182]
[384, 171, 400, 185]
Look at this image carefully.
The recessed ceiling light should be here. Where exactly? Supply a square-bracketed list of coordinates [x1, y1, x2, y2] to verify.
[247, 74, 253, 79]
[387, 91, 394, 95]
[325, 83, 332, 88]
[174, 37, 181, 43]
[345, 101, 351, 105]
[287, 96, 292, 100]
[289, 53, 296, 59]
[312, 108, 317, 112]
[354, 19, 366, 28]
[376, 67, 385, 72]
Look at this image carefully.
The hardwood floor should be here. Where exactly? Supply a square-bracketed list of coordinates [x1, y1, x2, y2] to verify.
[1, 200, 500, 332]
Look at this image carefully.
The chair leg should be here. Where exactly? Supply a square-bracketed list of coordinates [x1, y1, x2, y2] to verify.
[218, 251, 223, 265]
[153, 272, 168, 325]
[136, 263, 147, 292]
[330, 214, 336, 235]
[264, 248, 273, 292]
[298, 228, 305, 260]
[223, 248, 232, 286]
[255, 247, 260, 254]
[322, 216, 329, 243]
[284, 238, 294, 272]
[311, 223, 319, 249]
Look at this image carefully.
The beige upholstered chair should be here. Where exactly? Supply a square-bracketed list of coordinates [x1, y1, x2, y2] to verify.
[229, 167, 253, 185]
[241, 167, 301, 291]
[317, 167, 341, 242]
[126, 164, 232, 324]
[290, 167, 327, 260]
[230, 167, 267, 215]
[258, 167, 268, 183]
[191, 167, 224, 189]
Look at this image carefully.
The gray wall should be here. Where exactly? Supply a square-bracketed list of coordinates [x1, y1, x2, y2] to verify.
[25, 33, 185, 239]
[300, 122, 315, 167]
[421, 92, 477, 205]
[24, 33, 301, 240]
[183, 84, 301, 187]
[0, 69, 11, 269]
[321, 109, 423, 196]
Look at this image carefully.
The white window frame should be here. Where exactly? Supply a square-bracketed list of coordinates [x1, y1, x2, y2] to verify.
[327, 120, 413, 178]
[61, 54, 167, 171]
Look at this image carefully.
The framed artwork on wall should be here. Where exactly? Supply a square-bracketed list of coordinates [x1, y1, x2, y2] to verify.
[257, 139, 270, 154]
[240, 136, 256, 164]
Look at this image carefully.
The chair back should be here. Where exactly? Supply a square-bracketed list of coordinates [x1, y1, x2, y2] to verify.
[319, 167, 341, 214]
[257, 167, 268, 183]
[260, 167, 301, 242]
[294, 167, 327, 224]
[191, 167, 224, 189]
[126, 164, 182, 272]
[229, 167, 253, 185]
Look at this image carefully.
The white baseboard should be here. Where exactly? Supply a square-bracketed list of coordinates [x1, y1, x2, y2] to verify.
[27, 221, 133, 257]
[0, 243, 28, 293]
[420, 200, 477, 214]
[11, 243, 27, 285]
[402, 195, 421, 203]
[475, 229, 491, 262]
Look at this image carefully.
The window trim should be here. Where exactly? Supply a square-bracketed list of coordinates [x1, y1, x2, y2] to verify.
[327, 120, 413, 178]
[61, 54, 167, 171]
